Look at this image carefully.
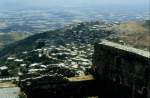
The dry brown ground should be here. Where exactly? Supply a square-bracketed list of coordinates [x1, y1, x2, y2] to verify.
[111, 21, 150, 50]
[0, 82, 16, 88]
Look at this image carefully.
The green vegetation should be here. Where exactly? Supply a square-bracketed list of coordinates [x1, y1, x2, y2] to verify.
[0, 21, 112, 77]
[0, 32, 29, 49]
[0, 22, 112, 58]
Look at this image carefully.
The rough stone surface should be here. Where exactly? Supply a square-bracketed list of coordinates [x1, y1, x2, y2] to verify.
[93, 40, 150, 98]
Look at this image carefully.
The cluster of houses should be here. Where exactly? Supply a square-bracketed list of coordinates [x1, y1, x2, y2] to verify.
[0, 22, 115, 78]
[3, 43, 93, 77]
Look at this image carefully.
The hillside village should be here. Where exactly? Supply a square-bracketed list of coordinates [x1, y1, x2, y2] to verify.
[0, 20, 149, 98]
[0, 20, 149, 78]
[0, 22, 114, 78]
[0, 0, 149, 98]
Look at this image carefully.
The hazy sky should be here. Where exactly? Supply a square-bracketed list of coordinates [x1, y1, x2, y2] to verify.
[0, 0, 149, 9]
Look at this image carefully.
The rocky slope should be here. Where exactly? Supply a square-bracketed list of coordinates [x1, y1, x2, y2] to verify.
[108, 20, 150, 50]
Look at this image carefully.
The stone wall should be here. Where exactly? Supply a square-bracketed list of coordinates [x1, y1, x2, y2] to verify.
[93, 40, 150, 98]
[19, 40, 150, 98]
[20, 75, 96, 98]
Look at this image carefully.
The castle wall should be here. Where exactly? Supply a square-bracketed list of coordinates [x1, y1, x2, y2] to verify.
[93, 41, 150, 98]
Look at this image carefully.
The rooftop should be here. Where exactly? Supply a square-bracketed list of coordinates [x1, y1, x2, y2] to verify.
[100, 40, 150, 58]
